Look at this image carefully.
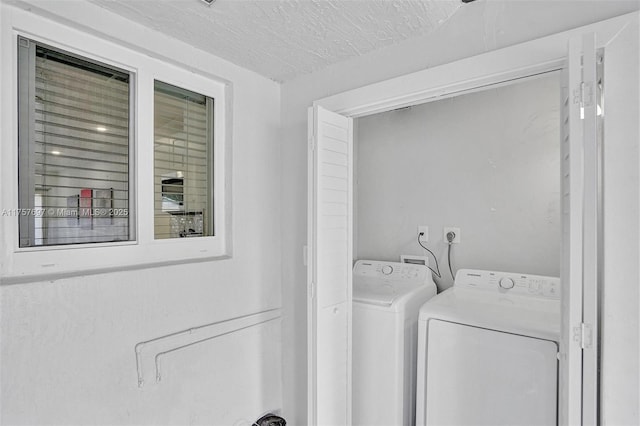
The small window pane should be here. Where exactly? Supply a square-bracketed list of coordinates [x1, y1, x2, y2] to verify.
[17, 38, 132, 247]
[154, 81, 213, 239]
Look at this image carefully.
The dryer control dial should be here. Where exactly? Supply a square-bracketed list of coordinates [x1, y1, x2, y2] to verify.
[499, 277, 515, 289]
[381, 265, 393, 275]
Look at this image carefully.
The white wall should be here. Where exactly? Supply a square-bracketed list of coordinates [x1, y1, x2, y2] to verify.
[600, 17, 640, 423]
[355, 74, 561, 290]
[1, 1, 282, 425]
[280, 1, 640, 424]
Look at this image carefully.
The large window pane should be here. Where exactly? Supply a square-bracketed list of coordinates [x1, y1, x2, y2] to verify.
[17, 37, 132, 247]
[154, 81, 213, 239]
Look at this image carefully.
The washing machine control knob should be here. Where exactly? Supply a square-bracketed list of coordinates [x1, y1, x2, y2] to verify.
[381, 265, 393, 275]
[499, 277, 515, 289]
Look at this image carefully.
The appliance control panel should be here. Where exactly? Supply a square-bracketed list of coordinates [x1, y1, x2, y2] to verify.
[353, 260, 430, 283]
[454, 269, 560, 299]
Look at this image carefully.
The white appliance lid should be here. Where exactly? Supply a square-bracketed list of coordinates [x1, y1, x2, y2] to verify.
[353, 277, 423, 306]
[418, 269, 561, 341]
[419, 287, 560, 341]
[353, 260, 432, 306]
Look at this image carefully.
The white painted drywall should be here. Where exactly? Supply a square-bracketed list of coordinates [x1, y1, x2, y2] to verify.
[280, 1, 640, 424]
[600, 18, 640, 423]
[0, 2, 282, 425]
[355, 74, 560, 291]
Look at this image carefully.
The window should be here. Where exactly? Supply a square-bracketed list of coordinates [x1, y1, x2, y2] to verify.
[154, 81, 214, 239]
[4, 16, 229, 279]
[17, 37, 133, 247]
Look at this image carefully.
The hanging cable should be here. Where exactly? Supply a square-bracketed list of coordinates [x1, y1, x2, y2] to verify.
[447, 242, 455, 280]
[445, 231, 456, 280]
[417, 233, 442, 278]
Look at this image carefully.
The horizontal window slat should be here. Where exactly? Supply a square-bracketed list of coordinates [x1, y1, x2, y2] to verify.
[154, 138, 208, 148]
[36, 79, 129, 102]
[37, 98, 129, 123]
[154, 114, 207, 129]
[154, 129, 208, 141]
[36, 116, 128, 138]
[35, 139, 128, 158]
[35, 152, 128, 167]
[36, 63, 129, 96]
[34, 237, 130, 244]
[154, 140, 207, 153]
[155, 94, 208, 111]
[34, 182, 128, 191]
[154, 160, 207, 170]
[36, 225, 128, 231]
[36, 79, 129, 104]
[154, 117, 207, 133]
[37, 56, 129, 89]
[154, 167, 207, 174]
[36, 134, 128, 154]
[40, 203, 127, 210]
[154, 178, 207, 184]
[154, 168, 207, 175]
[36, 133, 128, 153]
[36, 161, 128, 175]
[36, 83, 129, 113]
[35, 172, 128, 184]
[36, 106, 128, 133]
[36, 65, 128, 92]
[37, 194, 129, 201]
[154, 184, 208, 190]
[155, 108, 208, 125]
[153, 213, 206, 218]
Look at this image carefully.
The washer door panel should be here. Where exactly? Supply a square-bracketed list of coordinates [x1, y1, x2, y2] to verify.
[425, 320, 558, 425]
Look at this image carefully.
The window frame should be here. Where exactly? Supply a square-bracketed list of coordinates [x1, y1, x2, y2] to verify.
[152, 79, 216, 240]
[146, 67, 227, 248]
[17, 36, 137, 248]
[1, 9, 231, 282]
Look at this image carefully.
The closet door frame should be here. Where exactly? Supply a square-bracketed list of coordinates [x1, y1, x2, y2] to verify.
[308, 11, 638, 426]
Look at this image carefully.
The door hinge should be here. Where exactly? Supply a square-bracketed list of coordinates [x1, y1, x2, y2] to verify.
[574, 81, 594, 107]
[309, 281, 316, 300]
[573, 85, 581, 105]
[582, 81, 594, 108]
[309, 135, 316, 152]
[573, 323, 593, 349]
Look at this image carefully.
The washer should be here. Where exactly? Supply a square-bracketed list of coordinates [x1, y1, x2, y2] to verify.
[415, 269, 560, 426]
[353, 260, 437, 426]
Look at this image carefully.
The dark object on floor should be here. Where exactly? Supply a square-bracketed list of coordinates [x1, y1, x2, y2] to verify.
[253, 414, 286, 426]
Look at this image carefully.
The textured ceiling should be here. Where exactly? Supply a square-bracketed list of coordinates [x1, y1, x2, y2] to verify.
[88, 0, 461, 82]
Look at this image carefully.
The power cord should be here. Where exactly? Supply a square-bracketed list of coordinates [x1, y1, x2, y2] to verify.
[417, 232, 442, 278]
[446, 231, 456, 280]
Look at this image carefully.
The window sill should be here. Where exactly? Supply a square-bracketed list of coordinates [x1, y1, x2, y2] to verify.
[1, 237, 230, 285]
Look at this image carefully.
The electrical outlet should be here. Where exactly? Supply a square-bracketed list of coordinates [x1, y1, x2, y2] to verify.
[444, 227, 461, 243]
[418, 226, 428, 242]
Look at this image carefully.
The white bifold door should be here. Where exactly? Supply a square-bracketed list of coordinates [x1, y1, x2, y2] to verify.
[562, 22, 640, 425]
[307, 105, 353, 426]
[560, 32, 598, 426]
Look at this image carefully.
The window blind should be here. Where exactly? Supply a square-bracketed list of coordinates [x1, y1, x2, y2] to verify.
[18, 38, 132, 247]
[153, 81, 213, 239]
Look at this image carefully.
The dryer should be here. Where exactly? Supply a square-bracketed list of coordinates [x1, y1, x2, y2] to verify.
[415, 269, 561, 426]
[353, 260, 437, 426]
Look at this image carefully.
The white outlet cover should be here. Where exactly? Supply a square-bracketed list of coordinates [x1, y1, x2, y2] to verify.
[443, 227, 461, 243]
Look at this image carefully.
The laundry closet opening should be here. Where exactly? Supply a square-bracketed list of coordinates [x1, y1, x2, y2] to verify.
[353, 72, 562, 289]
